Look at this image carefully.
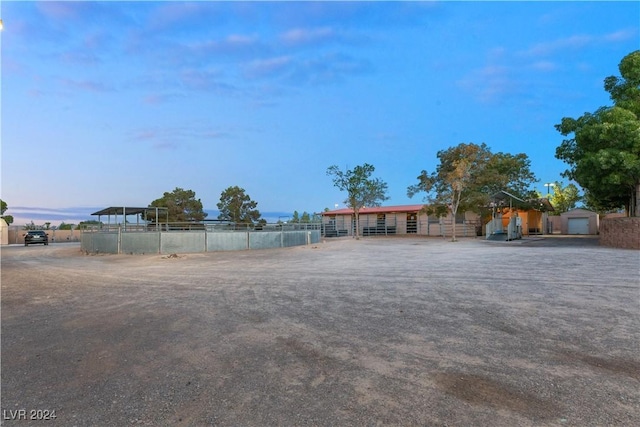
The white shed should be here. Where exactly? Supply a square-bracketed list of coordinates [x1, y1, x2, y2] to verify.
[560, 208, 599, 235]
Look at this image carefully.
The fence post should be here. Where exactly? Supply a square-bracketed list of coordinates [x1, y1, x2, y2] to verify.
[117, 225, 122, 254]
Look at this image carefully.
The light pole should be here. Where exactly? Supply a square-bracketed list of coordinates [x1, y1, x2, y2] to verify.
[544, 183, 555, 198]
[544, 183, 555, 234]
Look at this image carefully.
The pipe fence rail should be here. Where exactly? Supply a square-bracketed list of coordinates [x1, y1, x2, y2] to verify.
[80, 222, 323, 233]
[322, 217, 483, 238]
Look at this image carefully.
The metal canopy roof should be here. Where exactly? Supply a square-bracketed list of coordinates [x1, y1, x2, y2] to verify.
[490, 190, 526, 205]
[490, 191, 554, 211]
[91, 207, 167, 216]
[322, 204, 425, 215]
[529, 198, 555, 212]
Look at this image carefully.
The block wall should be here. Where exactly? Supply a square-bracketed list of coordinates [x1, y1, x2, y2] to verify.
[599, 217, 640, 249]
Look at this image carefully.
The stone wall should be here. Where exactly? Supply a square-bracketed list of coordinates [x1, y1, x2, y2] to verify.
[599, 217, 640, 249]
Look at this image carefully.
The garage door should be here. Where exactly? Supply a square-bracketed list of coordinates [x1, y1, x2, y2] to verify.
[568, 217, 589, 234]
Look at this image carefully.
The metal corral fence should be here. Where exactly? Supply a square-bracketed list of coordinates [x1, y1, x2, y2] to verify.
[81, 222, 322, 254]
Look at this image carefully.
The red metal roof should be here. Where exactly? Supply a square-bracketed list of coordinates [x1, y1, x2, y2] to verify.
[321, 204, 425, 215]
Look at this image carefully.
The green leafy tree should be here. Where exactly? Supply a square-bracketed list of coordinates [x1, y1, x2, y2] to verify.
[556, 50, 640, 216]
[480, 152, 538, 199]
[21, 221, 53, 230]
[77, 220, 102, 230]
[148, 187, 208, 223]
[217, 186, 262, 224]
[288, 211, 312, 223]
[407, 142, 537, 241]
[1, 199, 13, 225]
[547, 181, 582, 215]
[23, 221, 39, 230]
[327, 163, 389, 239]
[58, 222, 75, 230]
[289, 211, 313, 223]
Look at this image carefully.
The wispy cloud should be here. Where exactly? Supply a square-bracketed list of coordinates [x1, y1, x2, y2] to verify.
[243, 56, 293, 79]
[185, 34, 266, 58]
[280, 27, 338, 47]
[524, 34, 594, 57]
[457, 25, 636, 105]
[377, 132, 399, 140]
[603, 28, 637, 42]
[59, 78, 113, 93]
[130, 126, 230, 150]
[521, 29, 638, 57]
[530, 60, 557, 72]
[60, 51, 101, 65]
[142, 93, 184, 105]
[179, 68, 239, 94]
[146, 2, 215, 31]
[288, 53, 373, 85]
[36, 1, 88, 20]
[457, 64, 518, 104]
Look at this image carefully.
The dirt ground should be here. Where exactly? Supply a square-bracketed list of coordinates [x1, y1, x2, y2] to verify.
[1, 236, 639, 426]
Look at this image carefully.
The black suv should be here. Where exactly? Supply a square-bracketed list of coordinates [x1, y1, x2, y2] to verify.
[24, 230, 49, 246]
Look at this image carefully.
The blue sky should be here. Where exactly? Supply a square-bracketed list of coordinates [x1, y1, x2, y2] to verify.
[1, 1, 638, 225]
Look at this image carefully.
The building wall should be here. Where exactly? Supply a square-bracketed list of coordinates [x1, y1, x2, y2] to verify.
[548, 215, 562, 234]
[501, 210, 546, 235]
[599, 217, 640, 249]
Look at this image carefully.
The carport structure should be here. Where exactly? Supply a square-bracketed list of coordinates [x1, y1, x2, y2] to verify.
[91, 206, 169, 231]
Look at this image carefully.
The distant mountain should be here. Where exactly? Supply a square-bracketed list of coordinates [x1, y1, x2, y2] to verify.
[6, 206, 301, 227]
[6, 206, 101, 227]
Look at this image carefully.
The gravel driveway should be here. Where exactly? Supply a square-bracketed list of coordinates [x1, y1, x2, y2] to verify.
[1, 237, 638, 426]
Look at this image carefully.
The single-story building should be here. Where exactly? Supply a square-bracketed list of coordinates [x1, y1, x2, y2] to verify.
[500, 204, 554, 236]
[321, 205, 481, 238]
[485, 191, 554, 240]
[560, 208, 599, 235]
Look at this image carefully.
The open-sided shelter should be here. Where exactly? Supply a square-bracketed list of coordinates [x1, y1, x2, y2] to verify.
[90, 206, 169, 231]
